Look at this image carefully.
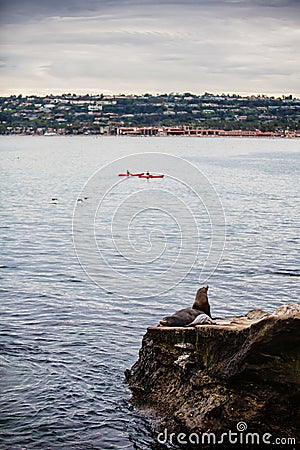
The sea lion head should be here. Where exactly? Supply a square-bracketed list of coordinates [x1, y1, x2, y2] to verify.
[160, 316, 177, 326]
[199, 285, 208, 293]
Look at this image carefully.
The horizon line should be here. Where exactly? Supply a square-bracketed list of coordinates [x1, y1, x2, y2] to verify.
[0, 91, 298, 99]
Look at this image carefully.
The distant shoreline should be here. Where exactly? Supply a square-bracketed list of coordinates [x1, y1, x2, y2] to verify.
[1, 133, 299, 139]
[1, 94, 298, 137]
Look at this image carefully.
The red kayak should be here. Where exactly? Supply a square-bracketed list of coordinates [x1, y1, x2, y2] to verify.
[138, 174, 165, 179]
[118, 172, 144, 177]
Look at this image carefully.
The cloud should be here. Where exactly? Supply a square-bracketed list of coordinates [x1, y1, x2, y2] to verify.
[0, 0, 299, 96]
[1, 0, 299, 23]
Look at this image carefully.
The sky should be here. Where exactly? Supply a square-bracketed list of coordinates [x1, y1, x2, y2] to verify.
[0, 0, 299, 97]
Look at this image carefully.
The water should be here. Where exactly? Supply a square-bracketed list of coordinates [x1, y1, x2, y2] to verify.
[0, 136, 299, 449]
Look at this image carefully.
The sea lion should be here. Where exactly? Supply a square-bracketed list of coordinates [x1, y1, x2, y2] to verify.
[159, 285, 212, 327]
[192, 285, 211, 317]
[160, 307, 201, 327]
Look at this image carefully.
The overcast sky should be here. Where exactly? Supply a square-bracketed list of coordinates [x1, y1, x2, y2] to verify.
[0, 0, 299, 96]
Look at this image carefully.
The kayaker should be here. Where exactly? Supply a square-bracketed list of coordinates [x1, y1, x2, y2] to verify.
[146, 170, 150, 176]
[127, 170, 131, 175]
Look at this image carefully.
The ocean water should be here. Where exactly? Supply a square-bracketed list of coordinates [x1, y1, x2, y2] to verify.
[0, 136, 299, 449]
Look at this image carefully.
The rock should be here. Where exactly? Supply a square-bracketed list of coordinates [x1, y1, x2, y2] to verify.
[125, 304, 300, 441]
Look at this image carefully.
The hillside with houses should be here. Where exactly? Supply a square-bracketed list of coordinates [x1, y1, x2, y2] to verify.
[0, 93, 299, 136]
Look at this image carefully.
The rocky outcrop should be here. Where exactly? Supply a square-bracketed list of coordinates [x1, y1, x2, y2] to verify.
[125, 304, 300, 443]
